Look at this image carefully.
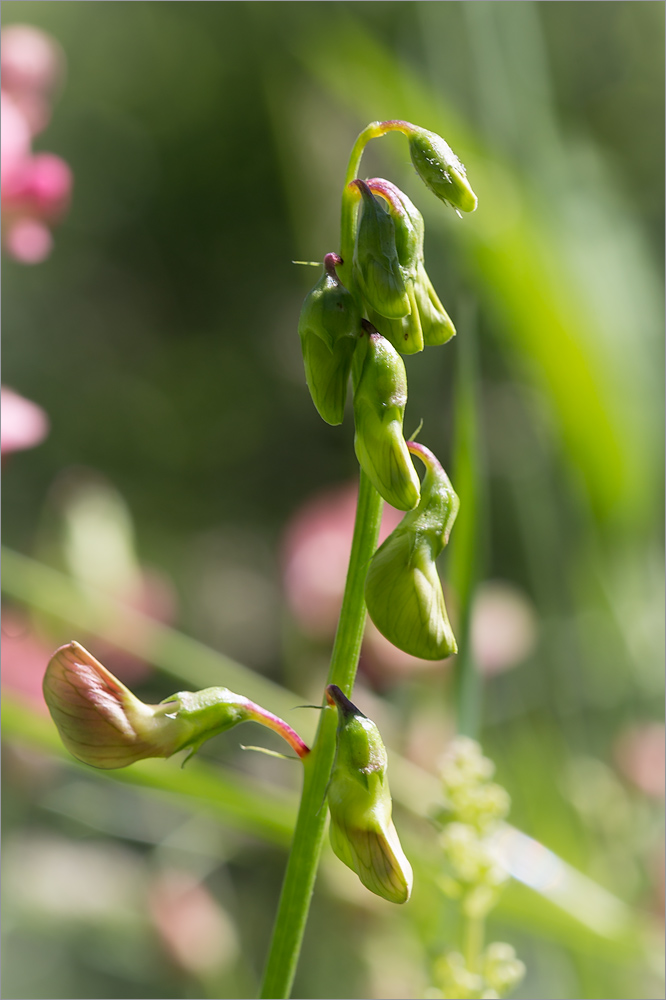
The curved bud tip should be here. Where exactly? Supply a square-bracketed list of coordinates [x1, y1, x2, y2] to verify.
[408, 127, 477, 214]
[325, 683, 363, 718]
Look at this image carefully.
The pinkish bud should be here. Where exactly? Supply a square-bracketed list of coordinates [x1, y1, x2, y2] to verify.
[43, 641, 309, 769]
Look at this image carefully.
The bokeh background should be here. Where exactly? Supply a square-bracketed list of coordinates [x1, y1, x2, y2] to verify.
[2, 3, 664, 999]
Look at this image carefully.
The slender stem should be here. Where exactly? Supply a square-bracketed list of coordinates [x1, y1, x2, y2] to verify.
[259, 470, 383, 999]
[463, 912, 485, 974]
[244, 703, 311, 759]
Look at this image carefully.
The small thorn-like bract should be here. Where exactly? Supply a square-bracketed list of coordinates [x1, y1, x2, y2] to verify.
[352, 324, 420, 511]
[44, 642, 255, 769]
[351, 179, 411, 320]
[298, 253, 361, 425]
[325, 684, 413, 904]
[365, 441, 459, 659]
[408, 126, 477, 214]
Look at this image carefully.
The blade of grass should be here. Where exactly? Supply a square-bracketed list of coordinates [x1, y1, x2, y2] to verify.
[448, 297, 484, 738]
[1, 546, 315, 741]
[2, 694, 297, 845]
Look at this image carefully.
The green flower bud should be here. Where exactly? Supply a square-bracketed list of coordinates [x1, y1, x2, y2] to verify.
[365, 441, 459, 659]
[298, 253, 361, 425]
[366, 179, 455, 351]
[351, 322, 420, 510]
[325, 684, 413, 904]
[407, 125, 477, 214]
[432, 952, 484, 1000]
[438, 738, 510, 832]
[351, 179, 410, 319]
[481, 943, 525, 997]
[44, 641, 309, 769]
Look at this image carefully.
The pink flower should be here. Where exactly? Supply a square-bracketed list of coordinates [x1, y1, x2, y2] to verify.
[1, 25, 71, 263]
[614, 723, 665, 799]
[1, 386, 49, 455]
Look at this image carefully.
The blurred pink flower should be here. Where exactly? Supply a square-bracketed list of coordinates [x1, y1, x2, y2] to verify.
[1, 610, 53, 712]
[282, 481, 457, 680]
[1, 25, 71, 263]
[282, 481, 401, 640]
[1, 24, 64, 133]
[470, 580, 537, 676]
[1, 386, 49, 455]
[614, 723, 665, 799]
[149, 869, 238, 976]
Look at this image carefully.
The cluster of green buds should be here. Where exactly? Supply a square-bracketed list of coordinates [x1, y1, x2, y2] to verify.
[298, 119, 476, 657]
[427, 738, 525, 999]
[43, 641, 310, 769]
[427, 943, 525, 1000]
[325, 684, 412, 904]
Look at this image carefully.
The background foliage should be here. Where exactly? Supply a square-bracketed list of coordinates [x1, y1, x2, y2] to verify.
[2, 3, 664, 999]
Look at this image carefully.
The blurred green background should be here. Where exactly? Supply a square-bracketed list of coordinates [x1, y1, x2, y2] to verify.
[2, 3, 664, 999]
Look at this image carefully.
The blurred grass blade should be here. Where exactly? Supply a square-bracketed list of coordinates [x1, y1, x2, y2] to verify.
[1, 546, 316, 741]
[2, 694, 297, 845]
[448, 298, 484, 738]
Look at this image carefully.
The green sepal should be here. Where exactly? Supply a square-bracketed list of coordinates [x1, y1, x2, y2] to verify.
[352, 324, 420, 511]
[298, 253, 361, 425]
[325, 685, 413, 904]
[351, 179, 410, 320]
[365, 441, 459, 659]
[407, 126, 477, 213]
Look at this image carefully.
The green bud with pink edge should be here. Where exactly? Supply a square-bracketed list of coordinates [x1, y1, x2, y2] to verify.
[351, 322, 420, 511]
[365, 440, 459, 659]
[298, 253, 361, 425]
[325, 684, 413, 904]
[366, 178, 455, 351]
[351, 179, 410, 320]
[43, 641, 309, 769]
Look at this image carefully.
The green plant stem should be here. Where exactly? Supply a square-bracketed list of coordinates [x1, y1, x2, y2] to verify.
[463, 912, 485, 975]
[259, 470, 383, 999]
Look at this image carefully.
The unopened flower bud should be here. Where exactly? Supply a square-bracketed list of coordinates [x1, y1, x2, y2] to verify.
[325, 684, 413, 904]
[351, 179, 410, 319]
[298, 253, 361, 425]
[365, 441, 459, 659]
[351, 322, 420, 510]
[482, 943, 525, 997]
[44, 642, 309, 769]
[407, 126, 477, 214]
[365, 178, 423, 354]
[366, 179, 455, 351]
[432, 952, 484, 1000]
